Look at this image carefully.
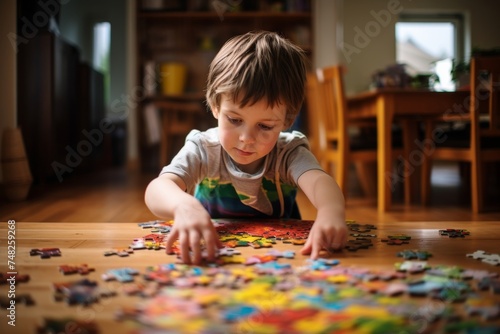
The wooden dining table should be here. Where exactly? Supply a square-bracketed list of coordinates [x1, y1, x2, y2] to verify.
[347, 88, 470, 212]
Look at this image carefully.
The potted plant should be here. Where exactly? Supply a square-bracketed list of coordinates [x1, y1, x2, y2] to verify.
[450, 47, 500, 89]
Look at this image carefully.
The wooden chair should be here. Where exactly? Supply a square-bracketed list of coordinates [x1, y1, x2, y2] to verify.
[156, 100, 207, 168]
[421, 56, 500, 212]
[306, 66, 406, 200]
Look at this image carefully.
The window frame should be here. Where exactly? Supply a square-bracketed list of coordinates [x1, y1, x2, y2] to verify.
[396, 12, 466, 63]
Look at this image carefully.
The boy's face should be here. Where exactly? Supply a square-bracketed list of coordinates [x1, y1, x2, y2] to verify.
[212, 94, 287, 174]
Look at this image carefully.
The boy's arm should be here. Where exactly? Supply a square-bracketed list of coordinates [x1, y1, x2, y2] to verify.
[297, 169, 347, 259]
[144, 173, 190, 219]
[145, 173, 221, 264]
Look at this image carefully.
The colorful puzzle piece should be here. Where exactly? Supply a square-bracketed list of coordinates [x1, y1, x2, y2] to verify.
[395, 261, 429, 274]
[53, 279, 115, 306]
[59, 264, 95, 275]
[102, 268, 139, 282]
[397, 249, 432, 260]
[103, 248, 134, 257]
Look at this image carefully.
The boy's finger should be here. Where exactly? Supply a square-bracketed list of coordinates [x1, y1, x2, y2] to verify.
[165, 230, 178, 253]
[310, 241, 320, 260]
[300, 238, 312, 255]
[179, 231, 191, 264]
[190, 232, 202, 265]
[203, 230, 218, 262]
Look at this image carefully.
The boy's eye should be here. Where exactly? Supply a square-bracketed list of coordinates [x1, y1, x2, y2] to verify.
[258, 124, 274, 131]
[227, 116, 242, 125]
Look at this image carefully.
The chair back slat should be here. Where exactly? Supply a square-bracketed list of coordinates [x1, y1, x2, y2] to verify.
[316, 66, 348, 148]
[305, 73, 324, 157]
[470, 56, 500, 134]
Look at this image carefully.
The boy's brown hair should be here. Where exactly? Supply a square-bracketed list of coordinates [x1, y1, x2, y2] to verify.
[206, 31, 307, 128]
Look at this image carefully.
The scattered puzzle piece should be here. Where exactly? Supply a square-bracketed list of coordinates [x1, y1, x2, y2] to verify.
[467, 250, 500, 266]
[36, 318, 99, 334]
[465, 298, 500, 320]
[395, 261, 429, 274]
[397, 249, 432, 260]
[102, 268, 139, 283]
[30, 248, 61, 258]
[103, 248, 134, 257]
[439, 229, 470, 238]
[0, 293, 35, 307]
[53, 279, 115, 306]
[59, 264, 95, 275]
[0, 272, 30, 284]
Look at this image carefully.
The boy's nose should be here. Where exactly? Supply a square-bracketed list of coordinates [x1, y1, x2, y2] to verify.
[239, 126, 257, 143]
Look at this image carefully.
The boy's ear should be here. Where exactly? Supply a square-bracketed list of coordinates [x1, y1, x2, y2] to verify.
[209, 103, 219, 118]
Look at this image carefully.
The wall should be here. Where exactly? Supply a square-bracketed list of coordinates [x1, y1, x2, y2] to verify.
[0, 1, 17, 182]
[340, 0, 500, 94]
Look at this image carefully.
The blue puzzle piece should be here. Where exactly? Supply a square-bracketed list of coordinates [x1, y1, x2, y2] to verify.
[102, 268, 139, 282]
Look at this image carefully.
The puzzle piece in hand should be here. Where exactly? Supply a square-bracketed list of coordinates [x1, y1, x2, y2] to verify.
[59, 264, 95, 275]
[36, 318, 99, 334]
[102, 268, 139, 282]
[30, 248, 61, 258]
[0, 272, 30, 284]
[439, 229, 470, 238]
[53, 279, 115, 306]
[104, 248, 134, 257]
[466, 250, 500, 266]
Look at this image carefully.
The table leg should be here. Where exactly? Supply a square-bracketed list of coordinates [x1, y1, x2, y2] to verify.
[377, 96, 394, 212]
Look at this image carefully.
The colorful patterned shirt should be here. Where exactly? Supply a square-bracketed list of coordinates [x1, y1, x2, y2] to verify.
[160, 128, 322, 219]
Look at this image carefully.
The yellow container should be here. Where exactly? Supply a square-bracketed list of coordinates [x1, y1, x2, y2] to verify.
[160, 62, 187, 95]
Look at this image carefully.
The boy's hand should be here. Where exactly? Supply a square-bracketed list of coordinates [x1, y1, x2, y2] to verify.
[165, 200, 223, 265]
[300, 217, 347, 259]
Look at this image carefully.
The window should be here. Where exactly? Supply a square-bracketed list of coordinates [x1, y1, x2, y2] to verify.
[396, 14, 465, 91]
[93, 22, 111, 106]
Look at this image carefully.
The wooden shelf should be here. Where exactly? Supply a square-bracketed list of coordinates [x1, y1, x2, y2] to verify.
[138, 11, 311, 20]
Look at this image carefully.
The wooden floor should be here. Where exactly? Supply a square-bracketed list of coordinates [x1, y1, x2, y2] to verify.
[1, 162, 500, 223]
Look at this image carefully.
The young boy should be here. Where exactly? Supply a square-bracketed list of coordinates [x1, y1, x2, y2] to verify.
[145, 31, 347, 265]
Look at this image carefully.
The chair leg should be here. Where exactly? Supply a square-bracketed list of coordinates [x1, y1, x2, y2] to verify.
[354, 162, 377, 198]
[470, 158, 483, 213]
[400, 119, 418, 205]
[420, 120, 433, 205]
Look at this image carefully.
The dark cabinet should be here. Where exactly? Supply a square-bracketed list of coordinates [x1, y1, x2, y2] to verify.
[17, 32, 80, 183]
